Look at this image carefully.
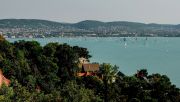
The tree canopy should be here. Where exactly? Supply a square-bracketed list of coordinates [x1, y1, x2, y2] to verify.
[0, 39, 179, 102]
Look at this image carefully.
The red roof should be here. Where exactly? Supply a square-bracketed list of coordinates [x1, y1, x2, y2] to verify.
[0, 69, 10, 87]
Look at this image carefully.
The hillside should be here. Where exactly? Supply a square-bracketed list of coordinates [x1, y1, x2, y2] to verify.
[0, 19, 180, 37]
[0, 19, 68, 28]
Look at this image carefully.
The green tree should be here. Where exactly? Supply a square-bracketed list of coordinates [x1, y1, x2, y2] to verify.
[0, 84, 14, 101]
[55, 44, 78, 83]
[99, 63, 118, 102]
[73, 46, 91, 59]
[78, 76, 104, 97]
[61, 81, 102, 102]
[149, 74, 180, 102]
[43, 42, 59, 58]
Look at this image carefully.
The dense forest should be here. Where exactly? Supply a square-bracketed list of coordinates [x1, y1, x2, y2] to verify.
[0, 35, 179, 102]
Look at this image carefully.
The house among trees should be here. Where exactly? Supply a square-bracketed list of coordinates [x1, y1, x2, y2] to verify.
[77, 57, 100, 77]
[77, 63, 100, 77]
[0, 69, 10, 87]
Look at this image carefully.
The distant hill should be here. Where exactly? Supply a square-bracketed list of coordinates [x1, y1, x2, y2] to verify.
[0, 19, 69, 28]
[0, 19, 178, 29]
[73, 20, 179, 30]
[0, 19, 180, 37]
[73, 20, 105, 29]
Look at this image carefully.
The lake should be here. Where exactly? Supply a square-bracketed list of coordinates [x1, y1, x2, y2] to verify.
[8, 37, 180, 87]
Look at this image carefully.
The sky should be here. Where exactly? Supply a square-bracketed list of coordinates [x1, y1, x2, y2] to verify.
[0, 0, 180, 24]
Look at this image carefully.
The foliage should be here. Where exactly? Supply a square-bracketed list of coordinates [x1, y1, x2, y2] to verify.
[99, 63, 119, 102]
[0, 84, 14, 101]
[61, 81, 102, 102]
[0, 39, 179, 101]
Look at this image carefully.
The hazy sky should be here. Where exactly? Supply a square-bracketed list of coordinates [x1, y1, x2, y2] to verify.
[0, 0, 180, 24]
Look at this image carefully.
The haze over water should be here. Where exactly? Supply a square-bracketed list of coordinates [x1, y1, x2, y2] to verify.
[8, 37, 180, 87]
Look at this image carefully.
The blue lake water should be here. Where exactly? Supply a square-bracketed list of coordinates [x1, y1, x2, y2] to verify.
[8, 37, 180, 87]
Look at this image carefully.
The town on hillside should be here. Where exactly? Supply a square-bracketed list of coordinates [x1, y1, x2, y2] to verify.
[1, 19, 180, 38]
